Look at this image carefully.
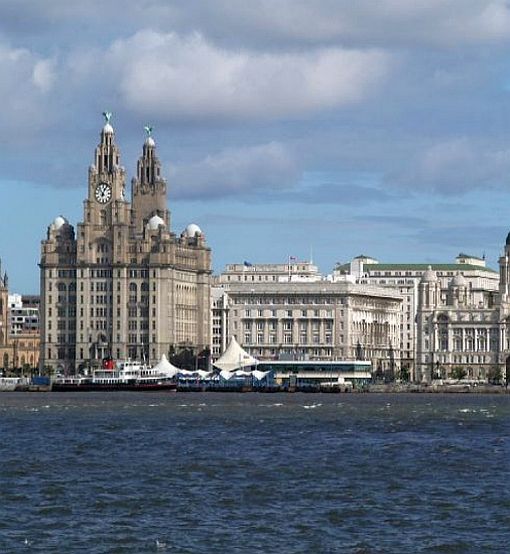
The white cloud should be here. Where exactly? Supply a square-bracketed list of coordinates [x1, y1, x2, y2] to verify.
[32, 58, 56, 92]
[102, 30, 392, 121]
[93, 1, 510, 49]
[0, 41, 56, 137]
[169, 142, 300, 199]
[389, 137, 510, 194]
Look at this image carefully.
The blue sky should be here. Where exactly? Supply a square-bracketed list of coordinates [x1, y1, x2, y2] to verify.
[2, 0, 510, 292]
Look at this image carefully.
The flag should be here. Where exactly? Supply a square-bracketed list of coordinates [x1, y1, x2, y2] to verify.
[289, 256, 297, 261]
[243, 261, 253, 267]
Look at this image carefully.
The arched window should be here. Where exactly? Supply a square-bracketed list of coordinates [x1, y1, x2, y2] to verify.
[437, 314, 449, 351]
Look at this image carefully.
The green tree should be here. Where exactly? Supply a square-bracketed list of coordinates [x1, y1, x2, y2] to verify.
[451, 366, 467, 380]
[398, 366, 410, 382]
[487, 366, 502, 385]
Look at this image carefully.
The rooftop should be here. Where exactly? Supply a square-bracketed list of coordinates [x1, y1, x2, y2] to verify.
[363, 263, 497, 274]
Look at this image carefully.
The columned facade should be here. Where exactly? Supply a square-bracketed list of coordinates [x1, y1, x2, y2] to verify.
[40, 116, 211, 372]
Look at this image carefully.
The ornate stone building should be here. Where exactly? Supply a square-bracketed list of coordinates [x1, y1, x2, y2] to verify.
[338, 253, 499, 380]
[213, 261, 402, 373]
[39, 115, 211, 372]
[414, 234, 510, 382]
[0, 263, 40, 372]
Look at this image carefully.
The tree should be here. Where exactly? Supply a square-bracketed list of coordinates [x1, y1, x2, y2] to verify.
[398, 366, 410, 382]
[487, 366, 502, 385]
[451, 366, 467, 381]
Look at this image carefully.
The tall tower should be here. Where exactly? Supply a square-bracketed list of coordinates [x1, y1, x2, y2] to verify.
[0, 261, 8, 347]
[40, 113, 212, 372]
[499, 232, 510, 301]
[131, 126, 169, 233]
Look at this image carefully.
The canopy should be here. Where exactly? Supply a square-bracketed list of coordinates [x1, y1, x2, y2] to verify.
[152, 354, 181, 378]
[213, 336, 258, 371]
[252, 370, 270, 381]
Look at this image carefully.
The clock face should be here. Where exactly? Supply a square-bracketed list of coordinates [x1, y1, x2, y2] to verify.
[95, 182, 112, 204]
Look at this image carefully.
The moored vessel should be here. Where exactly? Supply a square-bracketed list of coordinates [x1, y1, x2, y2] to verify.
[52, 356, 177, 392]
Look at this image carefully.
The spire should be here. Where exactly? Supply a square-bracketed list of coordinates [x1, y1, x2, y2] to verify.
[95, 111, 120, 174]
[131, 125, 169, 232]
[102, 111, 114, 135]
[137, 125, 162, 185]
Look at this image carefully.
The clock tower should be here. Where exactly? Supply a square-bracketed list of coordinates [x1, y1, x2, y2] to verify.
[40, 112, 212, 373]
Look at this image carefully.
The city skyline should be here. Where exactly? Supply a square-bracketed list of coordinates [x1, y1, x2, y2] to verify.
[2, 1, 510, 293]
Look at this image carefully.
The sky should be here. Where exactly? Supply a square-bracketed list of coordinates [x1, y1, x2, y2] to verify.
[2, 1, 510, 293]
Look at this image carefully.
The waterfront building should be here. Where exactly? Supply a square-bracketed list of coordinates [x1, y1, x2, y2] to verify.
[336, 253, 499, 380]
[217, 261, 322, 284]
[39, 115, 212, 373]
[213, 264, 402, 375]
[0, 264, 40, 371]
[413, 233, 510, 383]
[9, 294, 40, 335]
[211, 287, 229, 361]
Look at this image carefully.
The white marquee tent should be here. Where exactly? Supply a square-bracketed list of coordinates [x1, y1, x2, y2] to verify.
[213, 336, 258, 372]
[152, 354, 181, 378]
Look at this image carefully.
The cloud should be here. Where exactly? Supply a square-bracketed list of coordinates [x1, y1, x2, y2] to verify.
[164, 1, 510, 49]
[388, 138, 510, 194]
[32, 58, 56, 92]
[169, 141, 300, 199]
[3, 1, 509, 50]
[100, 30, 392, 121]
[0, 41, 56, 137]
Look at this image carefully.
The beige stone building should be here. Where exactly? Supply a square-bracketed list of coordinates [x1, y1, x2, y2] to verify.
[213, 262, 402, 374]
[39, 116, 211, 372]
[337, 253, 499, 380]
[0, 266, 40, 372]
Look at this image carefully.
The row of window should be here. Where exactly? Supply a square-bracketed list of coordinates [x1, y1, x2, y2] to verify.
[234, 297, 342, 305]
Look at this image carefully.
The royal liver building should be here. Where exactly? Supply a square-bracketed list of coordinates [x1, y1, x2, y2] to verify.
[40, 115, 211, 372]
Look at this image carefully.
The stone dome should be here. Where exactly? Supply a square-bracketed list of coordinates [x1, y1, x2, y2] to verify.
[183, 223, 202, 238]
[451, 273, 466, 287]
[421, 265, 438, 283]
[146, 215, 165, 231]
[145, 136, 155, 147]
[103, 123, 114, 134]
[51, 215, 67, 230]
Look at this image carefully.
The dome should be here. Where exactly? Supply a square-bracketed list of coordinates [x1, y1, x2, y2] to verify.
[184, 223, 202, 238]
[421, 265, 438, 283]
[103, 123, 114, 134]
[145, 136, 155, 147]
[51, 216, 67, 230]
[452, 273, 466, 287]
[146, 215, 165, 231]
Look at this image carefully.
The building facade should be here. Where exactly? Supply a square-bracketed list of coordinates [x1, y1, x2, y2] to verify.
[337, 253, 499, 380]
[0, 264, 40, 372]
[39, 116, 212, 372]
[213, 262, 402, 374]
[413, 233, 510, 382]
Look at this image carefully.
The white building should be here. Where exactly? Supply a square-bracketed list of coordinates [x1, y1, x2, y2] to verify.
[213, 261, 402, 376]
[334, 253, 499, 380]
[8, 294, 40, 335]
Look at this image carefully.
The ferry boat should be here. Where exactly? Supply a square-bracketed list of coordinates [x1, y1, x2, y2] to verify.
[52, 356, 178, 392]
[0, 377, 29, 392]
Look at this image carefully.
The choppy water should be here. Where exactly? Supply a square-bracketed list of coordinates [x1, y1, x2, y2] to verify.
[0, 392, 508, 553]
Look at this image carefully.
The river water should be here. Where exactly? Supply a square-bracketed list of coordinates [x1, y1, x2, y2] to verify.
[0, 392, 508, 553]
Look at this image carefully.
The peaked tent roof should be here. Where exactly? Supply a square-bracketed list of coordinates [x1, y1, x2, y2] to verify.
[153, 353, 181, 378]
[213, 336, 258, 371]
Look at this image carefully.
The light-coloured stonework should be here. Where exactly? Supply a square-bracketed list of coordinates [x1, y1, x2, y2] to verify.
[39, 118, 211, 372]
